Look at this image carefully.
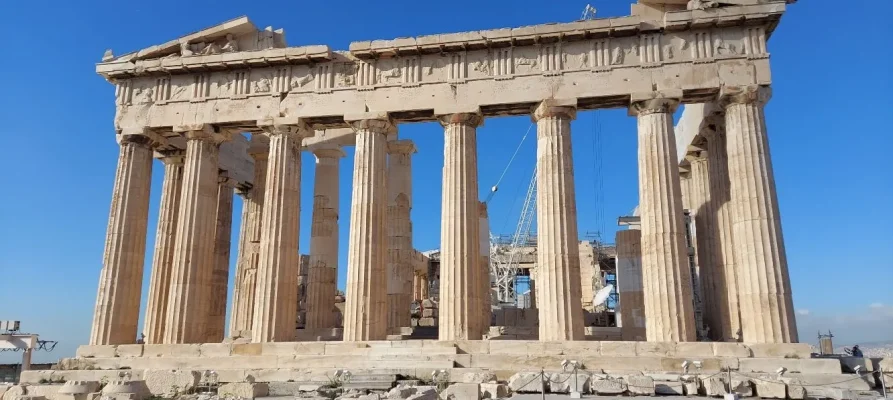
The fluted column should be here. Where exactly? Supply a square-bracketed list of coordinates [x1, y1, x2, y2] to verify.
[703, 118, 743, 341]
[386, 140, 417, 334]
[164, 127, 226, 344]
[478, 202, 491, 337]
[533, 100, 585, 341]
[305, 145, 346, 330]
[438, 112, 483, 340]
[90, 134, 154, 345]
[206, 175, 234, 343]
[688, 152, 726, 341]
[343, 116, 395, 341]
[630, 96, 697, 342]
[616, 229, 646, 341]
[721, 86, 797, 343]
[230, 135, 268, 337]
[251, 122, 309, 343]
[143, 151, 184, 344]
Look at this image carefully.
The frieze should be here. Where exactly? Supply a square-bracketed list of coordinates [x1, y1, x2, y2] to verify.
[108, 15, 779, 129]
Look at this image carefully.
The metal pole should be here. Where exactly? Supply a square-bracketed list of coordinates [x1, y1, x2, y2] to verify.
[881, 367, 888, 399]
[541, 369, 546, 400]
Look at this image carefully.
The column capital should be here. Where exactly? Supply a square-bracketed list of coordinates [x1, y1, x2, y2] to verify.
[311, 144, 347, 159]
[257, 119, 314, 141]
[532, 98, 577, 122]
[719, 85, 772, 107]
[345, 113, 397, 134]
[437, 112, 483, 127]
[117, 127, 166, 148]
[628, 98, 680, 116]
[155, 149, 186, 165]
[174, 124, 231, 143]
[247, 134, 270, 159]
[217, 170, 239, 188]
[698, 114, 726, 141]
[685, 150, 708, 163]
[387, 140, 417, 155]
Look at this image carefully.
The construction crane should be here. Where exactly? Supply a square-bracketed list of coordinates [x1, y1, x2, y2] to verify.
[490, 167, 537, 304]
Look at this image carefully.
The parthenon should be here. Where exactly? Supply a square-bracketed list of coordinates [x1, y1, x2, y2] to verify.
[37, 0, 867, 397]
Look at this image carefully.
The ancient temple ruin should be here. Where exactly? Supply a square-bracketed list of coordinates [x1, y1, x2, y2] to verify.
[19, 1, 884, 398]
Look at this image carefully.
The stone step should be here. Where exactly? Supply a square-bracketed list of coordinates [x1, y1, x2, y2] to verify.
[67, 355, 455, 371]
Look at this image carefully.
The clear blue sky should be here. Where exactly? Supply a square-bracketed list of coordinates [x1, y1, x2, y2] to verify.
[1, 0, 891, 363]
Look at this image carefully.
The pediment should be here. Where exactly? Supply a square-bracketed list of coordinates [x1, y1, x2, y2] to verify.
[103, 16, 287, 63]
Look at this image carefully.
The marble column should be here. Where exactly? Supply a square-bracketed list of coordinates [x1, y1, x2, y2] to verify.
[533, 100, 585, 341]
[721, 86, 797, 343]
[703, 117, 743, 341]
[688, 152, 726, 341]
[478, 202, 491, 337]
[251, 123, 309, 343]
[343, 116, 394, 341]
[164, 127, 225, 344]
[206, 175, 234, 343]
[230, 135, 268, 338]
[616, 229, 646, 341]
[305, 145, 345, 330]
[630, 96, 697, 342]
[413, 273, 424, 302]
[90, 134, 154, 345]
[386, 140, 416, 334]
[438, 112, 483, 341]
[143, 151, 184, 344]
[420, 273, 429, 299]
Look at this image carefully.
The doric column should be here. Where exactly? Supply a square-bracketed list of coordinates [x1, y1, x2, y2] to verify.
[629, 95, 697, 342]
[688, 152, 726, 341]
[230, 135, 268, 338]
[478, 202, 491, 337]
[703, 117, 743, 341]
[420, 273, 429, 299]
[90, 133, 154, 345]
[386, 140, 417, 334]
[251, 122, 310, 343]
[143, 151, 184, 344]
[616, 229, 646, 341]
[343, 115, 395, 341]
[164, 126, 227, 344]
[721, 86, 797, 343]
[437, 112, 483, 341]
[206, 174, 235, 343]
[532, 99, 585, 341]
[305, 145, 346, 330]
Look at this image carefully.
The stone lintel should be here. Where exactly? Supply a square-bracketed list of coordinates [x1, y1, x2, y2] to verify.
[532, 98, 578, 122]
[719, 85, 772, 107]
[387, 140, 417, 155]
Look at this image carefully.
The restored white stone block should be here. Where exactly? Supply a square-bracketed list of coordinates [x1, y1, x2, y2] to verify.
[548, 372, 589, 394]
[143, 370, 200, 397]
[754, 379, 786, 399]
[441, 383, 480, 400]
[623, 375, 655, 395]
[217, 383, 268, 399]
[508, 372, 545, 393]
[590, 377, 626, 394]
